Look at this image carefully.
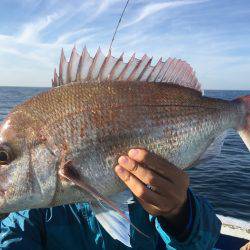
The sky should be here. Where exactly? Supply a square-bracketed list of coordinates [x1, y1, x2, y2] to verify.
[0, 0, 249, 90]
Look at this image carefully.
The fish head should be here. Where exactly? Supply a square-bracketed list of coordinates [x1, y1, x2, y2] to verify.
[0, 111, 58, 213]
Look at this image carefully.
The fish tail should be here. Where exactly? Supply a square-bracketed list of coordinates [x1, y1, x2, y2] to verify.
[237, 95, 250, 151]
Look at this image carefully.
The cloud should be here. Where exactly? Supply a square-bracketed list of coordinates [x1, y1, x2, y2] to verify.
[17, 12, 63, 43]
[92, 0, 115, 18]
[122, 0, 208, 28]
[54, 28, 95, 44]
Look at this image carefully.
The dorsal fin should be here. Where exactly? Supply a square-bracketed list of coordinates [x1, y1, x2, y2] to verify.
[52, 47, 202, 93]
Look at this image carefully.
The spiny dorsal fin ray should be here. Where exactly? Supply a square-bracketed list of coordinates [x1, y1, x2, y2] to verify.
[59, 48, 68, 85]
[147, 57, 163, 82]
[68, 46, 81, 83]
[52, 68, 58, 87]
[110, 52, 125, 80]
[53, 47, 202, 93]
[87, 47, 106, 80]
[98, 50, 119, 81]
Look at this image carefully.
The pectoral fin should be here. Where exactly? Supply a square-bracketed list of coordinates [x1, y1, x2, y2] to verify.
[59, 163, 148, 247]
[92, 200, 131, 247]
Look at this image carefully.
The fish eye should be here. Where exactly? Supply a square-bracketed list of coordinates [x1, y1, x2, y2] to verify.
[0, 150, 9, 164]
[0, 145, 13, 165]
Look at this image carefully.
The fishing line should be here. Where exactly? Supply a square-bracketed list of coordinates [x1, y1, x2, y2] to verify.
[109, 0, 130, 52]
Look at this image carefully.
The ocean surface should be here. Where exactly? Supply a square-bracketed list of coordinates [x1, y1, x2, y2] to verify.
[0, 87, 249, 222]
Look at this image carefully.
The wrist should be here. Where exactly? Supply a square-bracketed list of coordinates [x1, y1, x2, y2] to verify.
[162, 195, 188, 219]
[158, 189, 194, 241]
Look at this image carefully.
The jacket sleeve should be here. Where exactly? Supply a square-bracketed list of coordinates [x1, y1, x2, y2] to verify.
[151, 189, 221, 250]
[0, 209, 44, 250]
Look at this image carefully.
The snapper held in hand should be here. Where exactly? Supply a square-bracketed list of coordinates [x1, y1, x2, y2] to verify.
[0, 47, 249, 245]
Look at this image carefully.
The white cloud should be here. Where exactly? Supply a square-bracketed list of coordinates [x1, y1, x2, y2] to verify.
[17, 12, 63, 43]
[92, 0, 114, 18]
[54, 28, 96, 44]
[122, 0, 208, 28]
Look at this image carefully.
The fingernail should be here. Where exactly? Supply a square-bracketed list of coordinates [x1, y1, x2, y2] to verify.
[129, 149, 139, 157]
[118, 156, 128, 164]
[115, 165, 125, 175]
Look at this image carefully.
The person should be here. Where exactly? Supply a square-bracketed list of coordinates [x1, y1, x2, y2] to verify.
[0, 149, 221, 249]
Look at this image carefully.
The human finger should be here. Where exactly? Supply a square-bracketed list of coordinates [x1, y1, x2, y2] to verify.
[128, 148, 189, 185]
[114, 165, 167, 207]
[118, 155, 174, 195]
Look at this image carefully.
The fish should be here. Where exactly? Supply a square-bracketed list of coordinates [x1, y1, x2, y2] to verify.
[0, 47, 249, 246]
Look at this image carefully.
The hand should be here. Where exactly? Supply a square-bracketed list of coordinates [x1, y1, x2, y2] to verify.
[115, 148, 190, 233]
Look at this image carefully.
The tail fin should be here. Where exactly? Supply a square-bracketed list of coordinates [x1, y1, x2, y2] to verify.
[237, 95, 250, 151]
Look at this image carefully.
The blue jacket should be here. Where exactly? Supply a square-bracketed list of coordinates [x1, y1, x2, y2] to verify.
[0, 191, 221, 250]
